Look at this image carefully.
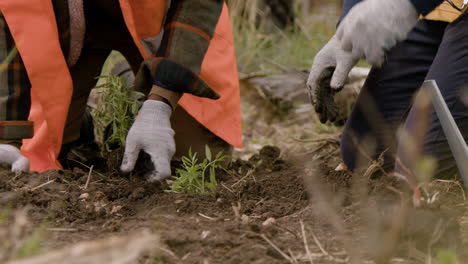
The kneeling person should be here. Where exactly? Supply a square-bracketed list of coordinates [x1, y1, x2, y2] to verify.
[0, 0, 242, 181]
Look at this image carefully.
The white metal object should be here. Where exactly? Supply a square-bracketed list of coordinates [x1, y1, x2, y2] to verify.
[423, 80, 468, 189]
[446, 0, 468, 11]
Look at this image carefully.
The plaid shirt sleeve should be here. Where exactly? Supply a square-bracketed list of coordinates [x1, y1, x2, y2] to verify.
[0, 14, 32, 123]
[135, 0, 225, 100]
[0, 4, 70, 125]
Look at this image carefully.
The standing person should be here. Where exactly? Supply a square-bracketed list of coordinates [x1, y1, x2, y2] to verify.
[0, 0, 242, 181]
[307, 0, 468, 178]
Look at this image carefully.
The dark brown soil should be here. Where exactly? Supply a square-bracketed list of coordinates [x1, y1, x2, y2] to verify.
[1, 146, 467, 263]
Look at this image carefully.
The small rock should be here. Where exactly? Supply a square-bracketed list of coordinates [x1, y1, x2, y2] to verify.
[335, 163, 348, 172]
[241, 214, 250, 225]
[201, 230, 211, 240]
[111, 205, 123, 214]
[79, 193, 90, 200]
[262, 217, 276, 227]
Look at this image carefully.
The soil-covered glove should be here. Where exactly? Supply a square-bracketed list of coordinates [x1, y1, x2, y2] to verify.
[120, 100, 175, 182]
[0, 144, 29, 172]
[336, 0, 418, 66]
[307, 35, 358, 124]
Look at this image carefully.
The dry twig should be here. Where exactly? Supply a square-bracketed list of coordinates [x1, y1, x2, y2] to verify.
[30, 179, 56, 192]
[260, 234, 295, 263]
[46, 228, 78, 232]
[198, 213, 218, 221]
[84, 165, 94, 190]
[300, 221, 314, 264]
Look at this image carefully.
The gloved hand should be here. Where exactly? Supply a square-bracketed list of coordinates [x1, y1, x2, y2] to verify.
[336, 0, 418, 66]
[307, 35, 358, 124]
[0, 144, 29, 172]
[120, 100, 175, 181]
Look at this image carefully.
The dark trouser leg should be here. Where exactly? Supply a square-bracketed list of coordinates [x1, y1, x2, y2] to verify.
[340, 20, 447, 172]
[170, 107, 233, 163]
[61, 2, 135, 146]
[62, 47, 111, 144]
[396, 13, 468, 179]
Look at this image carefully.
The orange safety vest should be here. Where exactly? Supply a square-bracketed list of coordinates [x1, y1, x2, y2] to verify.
[0, 0, 242, 172]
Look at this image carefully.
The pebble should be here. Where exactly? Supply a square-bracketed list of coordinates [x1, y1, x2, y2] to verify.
[262, 217, 276, 227]
[79, 193, 90, 200]
[241, 214, 250, 225]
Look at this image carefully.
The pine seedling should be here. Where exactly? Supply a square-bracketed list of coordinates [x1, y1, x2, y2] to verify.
[92, 75, 143, 152]
[167, 145, 229, 194]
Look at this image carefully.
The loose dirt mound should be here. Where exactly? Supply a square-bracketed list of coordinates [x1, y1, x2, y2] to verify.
[0, 146, 312, 263]
[1, 146, 468, 263]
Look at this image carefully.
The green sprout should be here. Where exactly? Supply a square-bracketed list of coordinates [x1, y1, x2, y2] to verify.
[167, 145, 229, 194]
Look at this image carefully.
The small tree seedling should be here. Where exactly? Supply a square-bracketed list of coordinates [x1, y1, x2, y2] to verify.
[167, 145, 229, 194]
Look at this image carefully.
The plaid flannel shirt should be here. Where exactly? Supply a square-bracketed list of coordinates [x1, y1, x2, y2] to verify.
[136, 0, 224, 99]
[0, 0, 225, 125]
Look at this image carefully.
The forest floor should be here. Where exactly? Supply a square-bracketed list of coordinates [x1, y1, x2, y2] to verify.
[1, 78, 468, 264]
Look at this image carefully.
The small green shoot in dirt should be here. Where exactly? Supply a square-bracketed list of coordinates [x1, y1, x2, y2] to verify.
[167, 146, 229, 194]
[92, 75, 143, 152]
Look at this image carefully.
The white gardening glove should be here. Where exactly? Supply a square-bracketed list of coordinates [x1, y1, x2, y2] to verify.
[0, 144, 29, 172]
[307, 35, 358, 124]
[120, 100, 175, 182]
[336, 0, 419, 66]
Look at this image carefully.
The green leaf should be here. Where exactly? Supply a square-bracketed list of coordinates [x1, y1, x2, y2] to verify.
[205, 145, 212, 161]
[167, 147, 229, 194]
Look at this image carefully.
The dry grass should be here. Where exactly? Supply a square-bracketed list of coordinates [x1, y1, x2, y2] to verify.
[229, 0, 339, 76]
